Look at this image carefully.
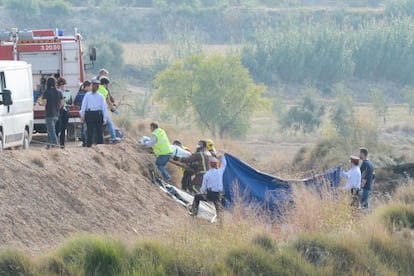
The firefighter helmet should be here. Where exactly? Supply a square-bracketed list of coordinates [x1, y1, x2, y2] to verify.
[206, 139, 215, 151]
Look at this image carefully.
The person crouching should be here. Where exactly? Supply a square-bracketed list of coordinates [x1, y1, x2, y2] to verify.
[189, 157, 224, 224]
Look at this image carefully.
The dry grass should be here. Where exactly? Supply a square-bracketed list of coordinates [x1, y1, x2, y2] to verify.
[355, 104, 414, 131]
[3, 181, 414, 275]
[393, 180, 414, 204]
[284, 185, 354, 237]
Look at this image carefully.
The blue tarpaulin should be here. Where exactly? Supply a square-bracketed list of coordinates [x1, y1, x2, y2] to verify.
[222, 153, 341, 213]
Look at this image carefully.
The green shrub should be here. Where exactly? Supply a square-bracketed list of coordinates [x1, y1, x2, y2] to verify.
[368, 233, 414, 275]
[57, 235, 127, 276]
[128, 241, 170, 275]
[294, 235, 391, 275]
[0, 248, 36, 276]
[374, 203, 414, 231]
[252, 234, 276, 253]
[83, 239, 125, 275]
[128, 240, 210, 275]
[226, 246, 283, 275]
[226, 243, 319, 275]
[275, 248, 321, 276]
[280, 92, 325, 134]
[38, 255, 71, 276]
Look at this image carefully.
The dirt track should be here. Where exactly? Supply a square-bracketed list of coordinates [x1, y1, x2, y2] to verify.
[0, 138, 186, 254]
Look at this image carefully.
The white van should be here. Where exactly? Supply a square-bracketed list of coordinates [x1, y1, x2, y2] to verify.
[0, 61, 34, 151]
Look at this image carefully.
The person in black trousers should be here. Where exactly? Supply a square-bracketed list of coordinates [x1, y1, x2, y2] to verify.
[55, 77, 70, 148]
[79, 78, 108, 147]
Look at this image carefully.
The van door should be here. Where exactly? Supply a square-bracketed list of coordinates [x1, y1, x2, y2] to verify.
[0, 71, 15, 147]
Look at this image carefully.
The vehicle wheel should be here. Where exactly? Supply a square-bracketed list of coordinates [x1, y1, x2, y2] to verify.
[22, 129, 29, 150]
[0, 132, 3, 152]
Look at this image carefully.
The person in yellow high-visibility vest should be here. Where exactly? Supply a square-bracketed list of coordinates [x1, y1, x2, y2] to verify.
[97, 77, 119, 143]
[146, 122, 173, 182]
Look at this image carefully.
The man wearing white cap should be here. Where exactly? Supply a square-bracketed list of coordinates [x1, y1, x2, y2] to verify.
[341, 155, 362, 207]
[189, 156, 224, 224]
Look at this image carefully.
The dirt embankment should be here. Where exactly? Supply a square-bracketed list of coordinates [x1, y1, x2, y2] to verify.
[0, 138, 185, 254]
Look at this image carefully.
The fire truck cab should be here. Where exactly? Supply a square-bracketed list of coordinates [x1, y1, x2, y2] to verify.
[0, 28, 96, 140]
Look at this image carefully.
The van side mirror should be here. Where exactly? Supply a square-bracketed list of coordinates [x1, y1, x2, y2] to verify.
[0, 89, 13, 106]
[89, 47, 96, 61]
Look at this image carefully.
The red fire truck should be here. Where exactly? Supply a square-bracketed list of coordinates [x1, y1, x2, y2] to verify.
[0, 28, 96, 140]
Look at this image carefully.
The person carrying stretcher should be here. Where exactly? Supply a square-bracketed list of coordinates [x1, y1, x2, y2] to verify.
[174, 140, 210, 194]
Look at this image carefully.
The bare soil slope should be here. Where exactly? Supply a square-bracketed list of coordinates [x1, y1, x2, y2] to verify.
[0, 138, 185, 254]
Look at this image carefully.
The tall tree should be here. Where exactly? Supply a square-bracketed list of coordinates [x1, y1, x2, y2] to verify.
[369, 85, 388, 125]
[154, 54, 266, 138]
[330, 83, 355, 137]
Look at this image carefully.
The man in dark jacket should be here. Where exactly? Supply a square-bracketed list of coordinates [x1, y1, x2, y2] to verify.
[42, 77, 63, 148]
[359, 147, 375, 209]
[178, 140, 210, 194]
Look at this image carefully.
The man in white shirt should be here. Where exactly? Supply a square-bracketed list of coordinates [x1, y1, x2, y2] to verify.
[189, 156, 225, 223]
[80, 78, 108, 147]
[341, 155, 361, 207]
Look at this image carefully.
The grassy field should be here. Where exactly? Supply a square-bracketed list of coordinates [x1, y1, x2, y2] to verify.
[1, 181, 414, 275]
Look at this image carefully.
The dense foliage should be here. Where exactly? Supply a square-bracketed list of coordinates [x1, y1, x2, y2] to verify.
[386, 0, 414, 17]
[241, 25, 354, 87]
[242, 17, 414, 88]
[154, 54, 266, 138]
